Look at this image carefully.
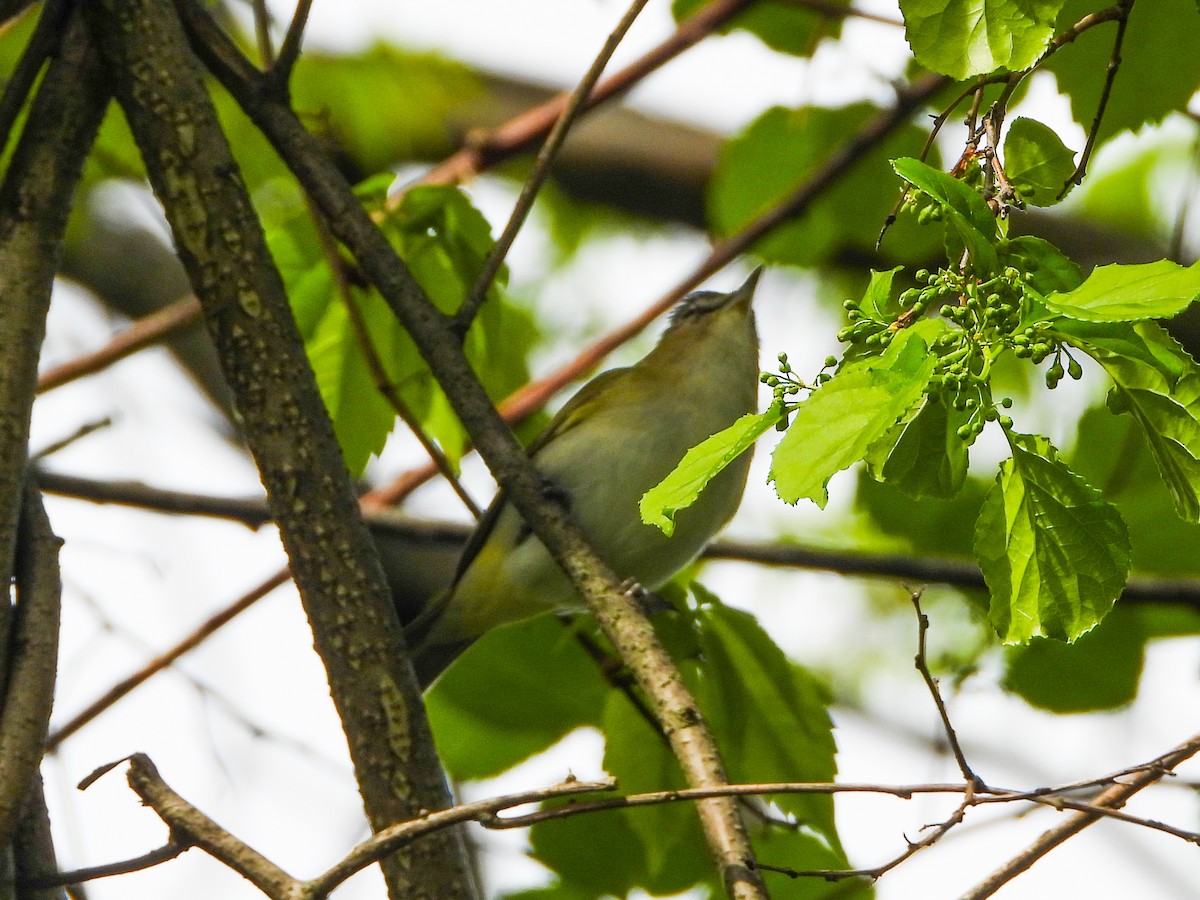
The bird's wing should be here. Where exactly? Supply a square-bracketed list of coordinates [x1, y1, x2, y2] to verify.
[449, 366, 632, 585]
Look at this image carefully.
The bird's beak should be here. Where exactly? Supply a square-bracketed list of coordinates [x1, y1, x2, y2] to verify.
[728, 265, 763, 310]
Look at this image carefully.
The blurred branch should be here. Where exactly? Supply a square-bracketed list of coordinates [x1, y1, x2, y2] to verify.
[45, 567, 291, 751]
[36, 295, 203, 395]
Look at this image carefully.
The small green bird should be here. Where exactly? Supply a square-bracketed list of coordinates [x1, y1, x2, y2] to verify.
[407, 268, 762, 686]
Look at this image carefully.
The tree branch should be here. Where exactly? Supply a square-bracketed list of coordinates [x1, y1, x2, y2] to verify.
[0, 483, 61, 845]
[83, 3, 474, 895]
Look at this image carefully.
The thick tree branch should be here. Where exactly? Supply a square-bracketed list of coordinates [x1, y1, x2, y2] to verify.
[82, 3, 475, 897]
[178, 6, 767, 896]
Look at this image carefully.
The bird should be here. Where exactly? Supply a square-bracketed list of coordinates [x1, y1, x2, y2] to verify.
[405, 267, 763, 687]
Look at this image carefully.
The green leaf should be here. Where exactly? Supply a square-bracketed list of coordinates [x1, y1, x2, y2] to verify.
[1058, 320, 1200, 520]
[1003, 605, 1144, 711]
[867, 392, 971, 498]
[997, 235, 1082, 297]
[641, 405, 782, 535]
[856, 266, 905, 321]
[973, 432, 1131, 643]
[425, 616, 607, 781]
[291, 45, 480, 173]
[892, 157, 998, 272]
[1042, 259, 1200, 322]
[899, 0, 1064, 78]
[1002, 117, 1077, 206]
[771, 328, 937, 507]
[710, 106, 937, 268]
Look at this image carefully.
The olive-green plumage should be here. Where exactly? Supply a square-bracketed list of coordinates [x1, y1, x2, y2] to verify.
[407, 269, 762, 686]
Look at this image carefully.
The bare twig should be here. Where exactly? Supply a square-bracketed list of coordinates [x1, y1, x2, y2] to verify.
[21, 842, 190, 889]
[414, 0, 755, 190]
[962, 730, 1200, 899]
[272, 0, 313, 82]
[454, 0, 651, 333]
[0, 0, 70, 158]
[1058, 0, 1136, 197]
[909, 590, 983, 789]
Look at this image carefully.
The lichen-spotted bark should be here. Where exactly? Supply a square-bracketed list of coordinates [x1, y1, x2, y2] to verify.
[83, 3, 475, 897]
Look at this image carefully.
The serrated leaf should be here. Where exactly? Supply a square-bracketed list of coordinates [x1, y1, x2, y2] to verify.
[771, 328, 937, 507]
[641, 405, 782, 535]
[899, 0, 1064, 78]
[867, 392, 971, 498]
[1059, 320, 1200, 520]
[1003, 117, 1077, 206]
[974, 432, 1131, 643]
[892, 157, 998, 272]
[1042, 259, 1200, 322]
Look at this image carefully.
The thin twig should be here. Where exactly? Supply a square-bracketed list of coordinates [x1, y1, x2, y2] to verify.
[313, 204, 481, 517]
[413, 0, 756, 191]
[909, 590, 983, 789]
[20, 842, 190, 889]
[962, 730, 1200, 899]
[1058, 0, 1136, 197]
[30, 417, 112, 460]
[453, 0, 651, 333]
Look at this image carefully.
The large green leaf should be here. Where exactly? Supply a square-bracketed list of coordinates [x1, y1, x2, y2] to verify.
[974, 432, 1131, 643]
[1058, 321, 1200, 521]
[1042, 259, 1200, 322]
[867, 392, 972, 499]
[771, 327, 937, 507]
[425, 616, 607, 782]
[1002, 605, 1144, 711]
[899, 0, 1064, 78]
[710, 106, 937, 268]
[641, 405, 782, 535]
[690, 595, 840, 847]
